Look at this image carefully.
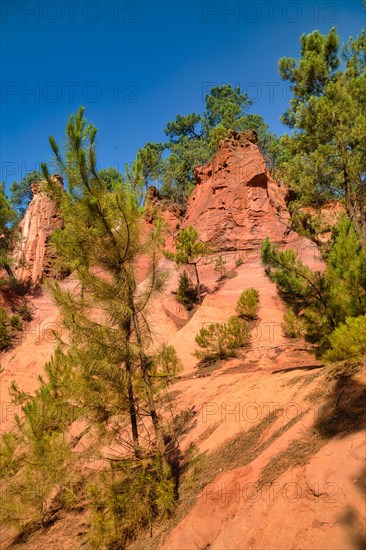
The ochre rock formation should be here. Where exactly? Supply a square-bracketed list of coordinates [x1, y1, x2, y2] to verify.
[1, 135, 362, 550]
[144, 185, 183, 252]
[12, 175, 64, 288]
[183, 130, 290, 250]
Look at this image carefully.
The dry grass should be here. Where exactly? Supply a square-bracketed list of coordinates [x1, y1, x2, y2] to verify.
[127, 408, 305, 550]
[257, 430, 324, 489]
[258, 370, 366, 489]
[196, 422, 220, 445]
[285, 369, 324, 388]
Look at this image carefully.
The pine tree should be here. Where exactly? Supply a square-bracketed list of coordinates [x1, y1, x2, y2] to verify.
[136, 142, 164, 189]
[0, 348, 76, 528]
[261, 217, 366, 350]
[278, 28, 366, 246]
[195, 316, 248, 364]
[236, 288, 259, 320]
[41, 107, 181, 459]
[165, 226, 210, 304]
[0, 182, 17, 280]
[214, 255, 226, 279]
[9, 170, 40, 217]
[176, 270, 198, 310]
[148, 85, 278, 203]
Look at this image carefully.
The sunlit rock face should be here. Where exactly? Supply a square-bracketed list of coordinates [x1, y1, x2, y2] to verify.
[13, 175, 64, 288]
[183, 130, 290, 251]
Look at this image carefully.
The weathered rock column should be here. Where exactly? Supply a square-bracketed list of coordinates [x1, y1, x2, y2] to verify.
[12, 175, 64, 288]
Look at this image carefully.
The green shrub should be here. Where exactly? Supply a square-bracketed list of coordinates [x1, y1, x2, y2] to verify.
[176, 270, 198, 310]
[261, 220, 366, 351]
[18, 302, 33, 322]
[324, 316, 366, 363]
[235, 257, 244, 267]
[236, 288, 259, 320]
[195, 316, 248, 364]
[87, 453, 175, 549]
[10, 315, 22, 331]
[214, 255, 226, 279]
[0, 308, 12, 350]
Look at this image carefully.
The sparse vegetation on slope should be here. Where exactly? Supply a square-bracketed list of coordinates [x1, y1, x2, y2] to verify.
[236, 288, 259, 320]
[261, 216, 366, 361]
[194, 316, 249, 365]
[176, 270, 198, 310]
[165, 225, 210, 304]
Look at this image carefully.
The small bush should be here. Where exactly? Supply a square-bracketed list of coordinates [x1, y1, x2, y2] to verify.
[0, 308, 12, 350]
[176, 271, 198, 310]
[195, 316, 248, 364]
[87, 454, 175, 549]
[235, 257, 244, 267]
[324, 316, 366, 363]
[18, 302, 33, 322]
[236, 288, 259, 320]
[214, 255, 226, 279]
[10, 315, 22, 331]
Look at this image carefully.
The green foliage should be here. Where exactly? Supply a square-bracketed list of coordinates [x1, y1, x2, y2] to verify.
[214, 255, 226, 279]
[166, 226, 210, 303]
[18, 302, 33, 322]
[261, 238, 332, 345]
[282, 309, 302, 339]
[324, 316, 366, 363]
[0, 432, 73, 527]
[0, 307, 12, 350]
[97, 166, 123, 191]
[0, 182, 17, 281]
[0, 107, 186, 545]
[10, 170, 41, 217]
[10, 315, 22, 331]
[166, 226, 209, 266]
[236, 288, 259, 320]
[0, 348, 76, 528]
[235, 257, 244, 267]
[0, 182, 17, 229]
[278, 28, 366, 245]
[286, 202, 334, 242]
[176, 270, 197, 310]
[0, 431, 20, 478]
[142, 85, 278, 204]
[136, 142, 164, 189]
[41, 107, 182, 463]
[87, 454, 175, 549]
[195, 316, 248, 364]
[261, 237, 320, 301]
[261, 218, 366, 350]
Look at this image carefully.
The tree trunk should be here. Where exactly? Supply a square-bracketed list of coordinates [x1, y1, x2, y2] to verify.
[126, 358, 140, 458]
[131, 309, 167, 457]
[193, 262, 202, 303]
[142, 368, 160, 438]
[125, 318, 140, 458]
[342, 153, 366, 249]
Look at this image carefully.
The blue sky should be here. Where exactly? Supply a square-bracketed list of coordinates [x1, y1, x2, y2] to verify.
[1, 0, 365, 191]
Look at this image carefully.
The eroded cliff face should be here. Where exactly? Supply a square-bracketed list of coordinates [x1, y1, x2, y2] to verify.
[12, 175, 63, 288]
[183, 130, 290, 250]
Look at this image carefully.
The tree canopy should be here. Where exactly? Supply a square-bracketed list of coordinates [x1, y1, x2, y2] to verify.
[137, 84, 279, 205]
[10, 170, 41, 218]
[278, 28, 366, 246]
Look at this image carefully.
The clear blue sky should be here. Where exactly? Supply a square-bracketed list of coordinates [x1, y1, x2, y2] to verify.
[1, 0, 365, 190]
